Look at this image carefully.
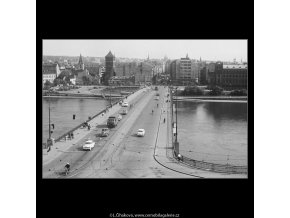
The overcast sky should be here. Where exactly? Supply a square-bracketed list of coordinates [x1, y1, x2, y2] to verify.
[43, 40, 247, 62]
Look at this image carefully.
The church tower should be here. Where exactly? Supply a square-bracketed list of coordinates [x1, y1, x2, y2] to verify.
[78, 54, 85, 70]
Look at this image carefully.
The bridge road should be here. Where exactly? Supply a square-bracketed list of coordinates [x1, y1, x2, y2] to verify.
[68, 86, 191, 178]
[42, 87, 152, 178]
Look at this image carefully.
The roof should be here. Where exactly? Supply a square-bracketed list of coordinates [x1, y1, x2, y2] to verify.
[223, 65, 247, 69]
[105, 51, 114, 57]
[42, 63, 58, 75]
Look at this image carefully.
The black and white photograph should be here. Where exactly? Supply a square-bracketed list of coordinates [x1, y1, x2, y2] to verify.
[42, 40, 248, 179]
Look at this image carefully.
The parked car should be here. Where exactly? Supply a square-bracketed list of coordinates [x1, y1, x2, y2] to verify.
[137, 129, 145, 137]
[117, 114, 122, 121]
[82, 139, 95, 151]
[122, 102, 129, 107]
[100, 128, 110, 137]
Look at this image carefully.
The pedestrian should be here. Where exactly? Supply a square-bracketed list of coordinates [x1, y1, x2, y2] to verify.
[71, 132, 74, 139]
[88, 124, 91, 130]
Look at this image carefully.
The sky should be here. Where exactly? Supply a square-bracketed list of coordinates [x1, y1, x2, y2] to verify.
[43, 40, 247, 62]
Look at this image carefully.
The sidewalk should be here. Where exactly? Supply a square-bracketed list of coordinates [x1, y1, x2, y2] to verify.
[43, 87, 149, 166]
[154, 88, 247, 178]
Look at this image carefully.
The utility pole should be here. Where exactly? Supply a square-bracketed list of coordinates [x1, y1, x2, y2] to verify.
[175, 87, 178, 143]
[110, 84, 111, 106]
[48, 93, 51, 139]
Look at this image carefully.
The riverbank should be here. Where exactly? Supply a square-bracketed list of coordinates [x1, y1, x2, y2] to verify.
[175, 96, 247, 101]
[42, 93, 123, 98]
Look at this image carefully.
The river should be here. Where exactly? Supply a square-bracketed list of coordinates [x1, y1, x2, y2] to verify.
[176, 100, 247, 166]
[42, 97, 114, 143]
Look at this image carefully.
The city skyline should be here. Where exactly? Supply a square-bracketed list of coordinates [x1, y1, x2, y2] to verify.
[43, 40, 247, 62]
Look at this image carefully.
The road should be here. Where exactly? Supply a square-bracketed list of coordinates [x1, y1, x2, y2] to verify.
[43, 86, 192, 178]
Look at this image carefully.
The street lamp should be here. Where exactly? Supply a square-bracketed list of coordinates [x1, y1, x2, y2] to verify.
[47, 90, 54, 148]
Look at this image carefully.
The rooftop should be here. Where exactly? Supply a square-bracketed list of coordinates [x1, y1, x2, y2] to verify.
[223, 65, 247, 69]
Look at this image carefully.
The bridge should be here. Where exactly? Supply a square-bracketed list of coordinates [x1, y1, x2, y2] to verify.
[42, 86, 247, 178]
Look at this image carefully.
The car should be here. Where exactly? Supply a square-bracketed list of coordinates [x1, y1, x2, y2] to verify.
[122, 102, 129, 107]
[120, 107, 128, 115]
[117, 114, 122, 121]
[100, 128, 109, 137]
[82, 139, 95, 150]
[137, 129, 145, 137]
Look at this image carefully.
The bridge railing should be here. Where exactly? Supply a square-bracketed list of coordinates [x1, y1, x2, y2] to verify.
[44, 88, 142, 148]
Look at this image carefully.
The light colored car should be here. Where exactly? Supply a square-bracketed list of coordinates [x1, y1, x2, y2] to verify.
[122, 102, 129, 107]
[120, 108, 128, 115]
[137, 129, 145, 137]
[117, 114, 122, 121]
[100, 128, 109, 137]
[82, 139, 95, 150]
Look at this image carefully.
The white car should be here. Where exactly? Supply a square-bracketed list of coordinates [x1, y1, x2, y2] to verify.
[137, 129, 145, 137]
[82, 139, 95, 150]
[122, 102, 129, 107]
[117, 114, 122, 121]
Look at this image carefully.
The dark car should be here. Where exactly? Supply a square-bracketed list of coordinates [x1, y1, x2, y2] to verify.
[100, 128, 109, 137]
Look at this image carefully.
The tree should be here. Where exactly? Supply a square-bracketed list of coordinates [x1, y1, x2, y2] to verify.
[208, 86, 223, 96]
[181, 86, 203, 96]
[58, 70, 71, 79]
[53, 78, 65, 86]
[44, 80, 52, 87]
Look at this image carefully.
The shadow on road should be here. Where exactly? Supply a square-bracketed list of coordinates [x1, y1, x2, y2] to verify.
[96, 124, 107, 128]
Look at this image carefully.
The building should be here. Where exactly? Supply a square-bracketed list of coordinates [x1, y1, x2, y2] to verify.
[42, 63, 61, 85]
[108, 76, 135, 86]
[104, 51, 115, 85]
[75, 54, 85, 70]
[134, 62, 154, 85]
[69, 75, 77, 85]
[199, 66, 207, 85]
[169, 55, 198, 85]
[208, 62, 248, 89]
[75, 69, 93, 85]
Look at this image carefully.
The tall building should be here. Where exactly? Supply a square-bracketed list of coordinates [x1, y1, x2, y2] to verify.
[169, 54, 197, 85]
[104, 51, 115, 85]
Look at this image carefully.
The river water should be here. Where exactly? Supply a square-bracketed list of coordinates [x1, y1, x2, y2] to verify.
[176, 100, 247, 166]
[43, 97, 247, 166]
[42, 97, 112, 143]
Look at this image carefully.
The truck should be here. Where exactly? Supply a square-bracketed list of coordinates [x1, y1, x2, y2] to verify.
[107, 116, 118, 128]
